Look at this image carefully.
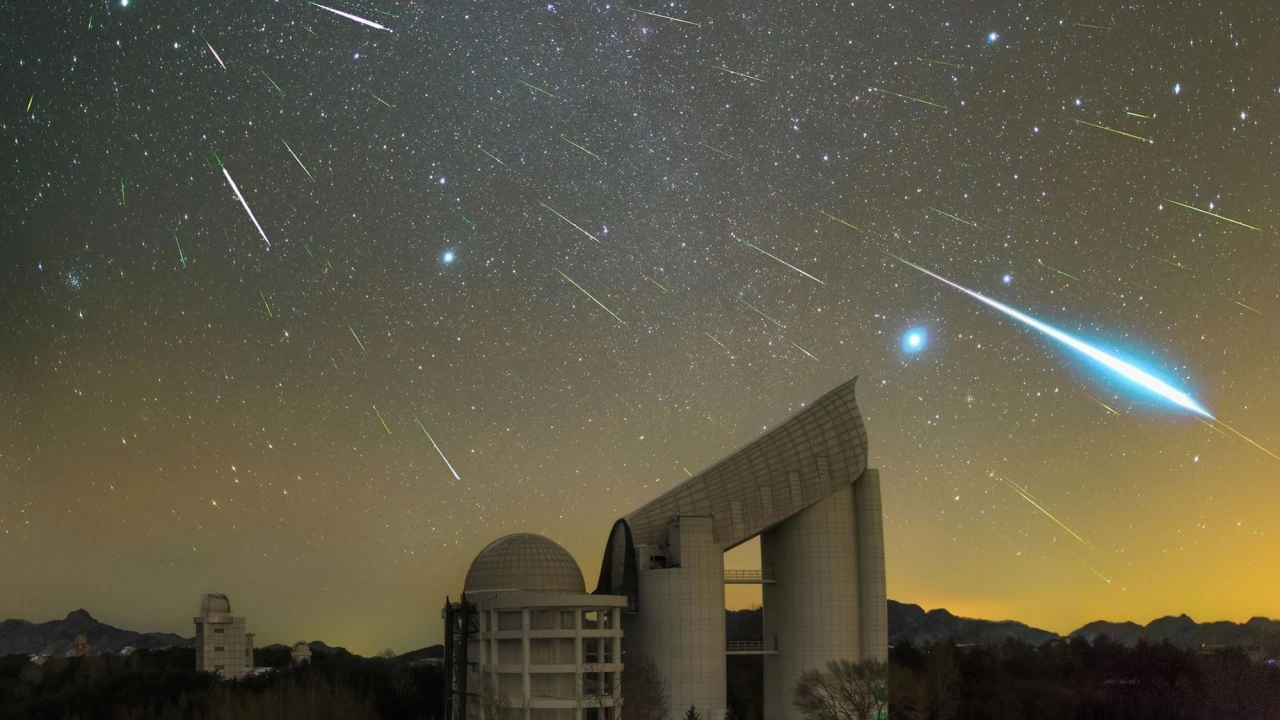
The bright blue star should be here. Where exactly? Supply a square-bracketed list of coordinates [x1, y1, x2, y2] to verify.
[987, 31, 1000, 43]
[1002, 274, 1013, 284]
[902, 328, 928, 354]
[442, 251, 455, 264]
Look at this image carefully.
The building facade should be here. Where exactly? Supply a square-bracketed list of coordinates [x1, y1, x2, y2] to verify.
[596, 377, 887, 720]
[446, 534, 627, 720]
[194, 594, 254, 679]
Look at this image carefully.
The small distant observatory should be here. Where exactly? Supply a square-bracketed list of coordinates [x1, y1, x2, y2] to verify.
[74, 634, 87, 657]
[291, 641, 312, 665]
[194, 593, 254, 678]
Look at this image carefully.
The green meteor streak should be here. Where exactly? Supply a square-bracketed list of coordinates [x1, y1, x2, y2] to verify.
[736, 238, 825, 285]
[1066, 116, 1150, 143]
[89, 14, 92, 28]
[926, 205, 977, 227]
[540, 202, 601, 243]
[1153, 255, 1189, 271]
[1125, 111, 1150, 119]
[705, 333, 729, 351]
[262, 70, 283, 94]
[556, 269, 625, 325]
[26, 95, 32, 113]
[282, 139, 315, 181]
[818, 209, 862, 232]
[699, 142, 736, 159]
[373, 8, 398, 17]
[1235, 301, 1262, 315]
[477, 147, 507, 166]
[1071, 22, 1110, 30]
[175, 233, 187, 268]
[623, 6, 701, 26]
[518, 80, 560, 99]
[717, 66, 766, 83]
[919, 58, 969, 69]
[788, 339, 818, 361]
[1038, 259, 1082, 281]
[370, 91, 394, 108]
[347, 323, 368, 353]
[952, 160, 974, 168]
[862, 84, 947, 109]
[644, 276, 670, 293]
[1161, 197, 1261, 232]
[119, 178, 126, 206]
[560, 135, 600, 159]
[260, 291, 272, 317]
[735, 296, 784, 328]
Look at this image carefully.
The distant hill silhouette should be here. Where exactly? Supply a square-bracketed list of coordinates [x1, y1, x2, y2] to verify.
[1073, 613, 1280, 654]
[0, 610, 191, 656]
[726, 601, 1057, 646]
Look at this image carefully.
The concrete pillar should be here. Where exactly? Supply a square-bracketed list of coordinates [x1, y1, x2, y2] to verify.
[522, 608, 531, 720]
[625, 516, 725, 720]
[854, 469, 887, 662]
[761, 484, 860, 720]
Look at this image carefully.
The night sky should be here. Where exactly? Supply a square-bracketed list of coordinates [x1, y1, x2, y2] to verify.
[2, 0, 1278, 655]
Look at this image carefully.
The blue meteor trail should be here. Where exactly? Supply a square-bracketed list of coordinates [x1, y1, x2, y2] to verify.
[888, 253, 1213, 419]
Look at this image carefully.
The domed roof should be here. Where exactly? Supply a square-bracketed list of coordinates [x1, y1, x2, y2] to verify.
[464, 534, 585, 594]
[292, 641, 311, 654]
[201, 594, 231, 615]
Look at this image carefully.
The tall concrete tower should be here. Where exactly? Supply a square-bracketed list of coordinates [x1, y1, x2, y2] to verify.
[194, 594, 254, 679]
[596, 378, 886, 720]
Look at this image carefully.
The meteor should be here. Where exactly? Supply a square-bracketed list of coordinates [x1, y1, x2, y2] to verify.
[919, 58, 969, 70]
[819, 209, 863, 232]
[999, 478, 1092, 549]
[308, 2, 391, 31]
[705, 333, 730, 351]
[1079, 557, 1112, 584]
[1125, 111, 1150, 119]
[1066, 116, 1151, 143]
[370, 91, 394, 108]
[644, 276, 670, 293]
[1083, 392, 1121, 416]
[414, 411, 461, 480]
[699, 142, 737, 159]
[282, 139, 315, 181]
[120, 178, 126, 206]
[736, 296, 784, 328]
[175, 233, 187, 268]
[560, 135, 600, 159]
[1235, 301, 1262, 315]
[540, 202, 600, 243]
[888, 253, 1214, 419]
[372, 404, 392, 434]
[347, 322, 367, 353]
[735, 236, 825, 285]
[1161, 197, 1260, 232]
[717, 66, 766, 83]
[206, 41, 226, 69]
[861, 84, 947, 109]
[926, 205, 976, 227]
[477, 146, 507, 166]
[788, 339, 818, 361]
[623, 6, 701, 26]
[26, 95, 32, 113]
[260, 291, 272, 317]
[1038, 259, 1082, 282]
[518, 80, 560, 99]
[262, 70, 283, 94]
[216, 155, 272, 249]
[556, 269, 625, 325]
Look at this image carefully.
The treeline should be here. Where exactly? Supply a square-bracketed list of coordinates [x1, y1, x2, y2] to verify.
[0, 647, 444, 720]
[727, 636, 1280, 720]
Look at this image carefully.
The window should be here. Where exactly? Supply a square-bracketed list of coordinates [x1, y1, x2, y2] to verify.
[602, 638, 614, 663]
[214, 646, 225, 652]
[600, 609, 613, 629]
[582, 610, 598, 629]
[215, 665, 225, 671]
[214, 628, 224, 634]
[498, 611, 522, 631]
[584, 638, 600, 664]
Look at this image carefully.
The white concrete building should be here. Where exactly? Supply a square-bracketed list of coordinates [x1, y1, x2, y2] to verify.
[447, 534, 627, 720]
[596, 377, 886, 720]
[194, 594, 254, 679]
[291, 641, 312, 665]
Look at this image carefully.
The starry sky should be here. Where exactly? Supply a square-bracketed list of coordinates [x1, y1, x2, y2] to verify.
[2, 0, 1278, 655]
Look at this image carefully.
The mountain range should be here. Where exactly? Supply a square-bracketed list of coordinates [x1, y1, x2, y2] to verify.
[3, 604, 1276, 658]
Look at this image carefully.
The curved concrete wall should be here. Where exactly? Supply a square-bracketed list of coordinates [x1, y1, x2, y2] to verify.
[761, 484, 860, 720]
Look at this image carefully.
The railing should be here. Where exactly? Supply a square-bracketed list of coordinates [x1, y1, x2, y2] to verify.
[723, 570, 776, 584]
[726, 639, 778, 654]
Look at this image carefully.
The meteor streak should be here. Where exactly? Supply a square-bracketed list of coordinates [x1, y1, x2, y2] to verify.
[1153, 255, 1189, 271]
[262, 70, 283, 94]
[260, 291, 272, 317]
[699, 142, 736, 159]
[540, 202, 601, 243]
[120, 178, 126, 206]
[623, 6, 701, 26]
[372, 404, 392, 434]
[736, 297, 784, 328]
[347, 322, 367, 353]
[1067, 116, 1151, 143]
[518, 80, 560, 99]
[477, 147, 507, 166]
[717, 66, 766, 83]
[999, 478, 1092, 549]
[175, 234, 187, 268]
[819, 209, 862, 232]
[644, 276, 670, 293]
[1161, 197, 1260, 232]
[1083, 392, 1121, 416]
[926, 205, 977, 227]
[705, 333, 730, 351]
[1071, 22, 1110, 30]
[920, 58, 969, 69]
[1038, 259, 1082, 282]
[413, 411, 460, 480]
[560, 135, 599, 159]
[1125, 111, 1150, 119]
[206, 41, 226, 69]
[1079, 558, 1112, 584]
[889, 253, 1215, 419]
[308, 1, 391, 31]
[1235, 301, 1262, 315]
[1214, 419, 1280, 463]
[370, 91, 394, 108]
[861, 84, 947, 109]
[217, 156, 272, 249]
[735, 237, 825, 285]
[788, 339, 818, 361]
[282, 140, 315, 181]
[556, 269, 625, 325]
[26, 95, 32, 113]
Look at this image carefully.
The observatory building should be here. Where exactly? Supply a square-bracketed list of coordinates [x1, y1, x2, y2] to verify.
[446, 377, 885, 720]
[444, 534, 627, 720]
[194, 594, 254, 679]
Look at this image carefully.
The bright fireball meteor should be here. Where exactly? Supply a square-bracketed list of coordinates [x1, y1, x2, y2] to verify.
[308, 1, 391, 31]
[888, 253, 1214, 419]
